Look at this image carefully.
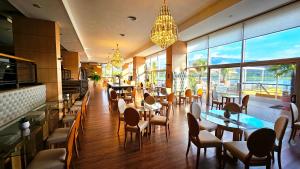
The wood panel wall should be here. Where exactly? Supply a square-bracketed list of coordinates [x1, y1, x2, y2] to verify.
[62, 51, 80, 80]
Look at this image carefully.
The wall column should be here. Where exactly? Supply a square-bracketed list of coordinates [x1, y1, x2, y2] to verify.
[133, 56, 145, 83]
[62, 51, 80, 80]
[166, 47, 172, 88]
[13, 17, 62, 101]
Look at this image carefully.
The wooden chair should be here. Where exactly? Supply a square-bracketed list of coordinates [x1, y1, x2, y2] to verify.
[144, 92, 150, 100]
[48, 98, 85, 158]
[161, 92, 175, 114]
[193, 88, 203, 104]
[186, 113, 222, 169]
[109, 89, 118, 112]
[124, 107, 149, 150]
[150, 103, 171, 142]
[124, 88, 135, 103]
[223, 128, 276, 169]
[179, 89, 192, 105]
[117, 99, 126, 135]
[244, 116, 288, 169]
[211, 91, 223, 110]
[223, 102, 242, 113]
[27, 121, 76, 169]
[240, 95, 250, 114]
[190, 102, 217, 132]
[289, 103, 300, 143]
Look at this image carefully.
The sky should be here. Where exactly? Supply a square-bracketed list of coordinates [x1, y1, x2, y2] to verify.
[188, 27, 300, 65]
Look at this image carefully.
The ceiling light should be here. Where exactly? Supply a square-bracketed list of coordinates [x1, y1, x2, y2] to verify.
[111, 44, 123, 68]
[120, 33, 125, 37]
[150, 0, 178, 49]
[32, 3, 41, 8]
[127, 16, 137, 21]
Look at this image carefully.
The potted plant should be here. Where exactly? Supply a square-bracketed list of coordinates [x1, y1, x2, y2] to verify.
[91, 72, 100, 86]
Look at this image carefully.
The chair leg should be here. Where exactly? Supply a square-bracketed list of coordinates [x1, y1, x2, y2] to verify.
[292, 129, 297, 141]
[289, 128, 295, 143]
[117, 119, 120, 135]
[168, 124, 170, 135]
[278, 149, 282, 169]
[172, 104, 175, 114]
[124, 131, 127, 149]
[186, 137, 191, 157]
[196, 148, 200, 169]
[139, 131, 142, 150]
[211, 103, 213, 110]
[165, 125, 168, 142]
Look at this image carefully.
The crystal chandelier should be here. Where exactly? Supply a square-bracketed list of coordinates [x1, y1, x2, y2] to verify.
[111, 44, 123, 68]
[150, 0, 178, 49]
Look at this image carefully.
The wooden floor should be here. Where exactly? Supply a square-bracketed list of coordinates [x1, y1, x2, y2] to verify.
[76, 85, 300, 169]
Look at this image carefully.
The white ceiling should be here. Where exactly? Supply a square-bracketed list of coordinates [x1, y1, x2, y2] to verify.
[61, 0, 218, 62]
[7, 0, 295, 63]
[8, 0, 86, 59]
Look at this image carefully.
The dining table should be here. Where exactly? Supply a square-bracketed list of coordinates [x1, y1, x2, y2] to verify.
[201, 109, 274, 141]
[221, 93, 239, 104]
[128, 101, 162, 121]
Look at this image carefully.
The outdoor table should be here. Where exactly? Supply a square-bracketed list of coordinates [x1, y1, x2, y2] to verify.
[201, 109, 273, 141]
[221, 93, 239, 104]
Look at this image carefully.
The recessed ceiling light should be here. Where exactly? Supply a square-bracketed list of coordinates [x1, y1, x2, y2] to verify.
[32, 3, 41, 8]
[228, 14, 233, 18]
[127, 16, 137, 21]
[120, 33, 125, 37]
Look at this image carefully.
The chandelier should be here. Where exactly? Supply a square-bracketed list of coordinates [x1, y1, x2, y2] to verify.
[150, 0, 178, 49]
[111, 44, 123, 68]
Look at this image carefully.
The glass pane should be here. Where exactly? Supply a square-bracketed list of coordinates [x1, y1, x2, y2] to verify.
[158, 54, 166, 70]
[242, 65, 295, 97]
[112, 66, 121, 76]
[210, 67, 241, 100]
[151, 57, 158, 70]
[245, 27, 300, 62]
[187, 50, 208, 67]
[187, 67, 207, 104]
[157, 71, 166, 86]
[209, 41, 242, 65]
[146, 59, 151, 71]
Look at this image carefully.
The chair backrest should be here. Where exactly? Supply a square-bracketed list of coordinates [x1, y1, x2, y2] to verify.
[132, 88, 136, 98]
[185, 89, 192, 97]
[110, 90, 118, 100]
[161, 87, 167, 95]
[144, 92, 150, 100]
[167, 92, 175, 103]
[274, 116, 288, 143]
[242, 95, 250, 106]
[124, 107, 140, 126]
[223, 102, 242, 113]
[145, 95, 155, 105]
[187, 113, 200, 138]
[65, 121, 76, 169]
[190, 102, 201, 120]
[197, 88, 203, 96]
[290, 103, 299, 123]
[85, 90, 90, 106]
[118, 99, 126, 114]
[247, 128, 276, 158]
[126, 87, 132, 93]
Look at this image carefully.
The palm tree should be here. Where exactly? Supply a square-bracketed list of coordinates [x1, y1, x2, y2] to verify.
[268, 64, 296, 97]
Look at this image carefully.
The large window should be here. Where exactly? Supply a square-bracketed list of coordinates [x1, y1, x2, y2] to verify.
[209, 41, 242, 65]
[187, 50, 208, 67]
[145, 51, 166, 86]
[245, 27, 300, 62]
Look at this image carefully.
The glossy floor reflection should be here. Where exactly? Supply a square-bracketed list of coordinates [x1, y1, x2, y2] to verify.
[76, 85, 300, 169]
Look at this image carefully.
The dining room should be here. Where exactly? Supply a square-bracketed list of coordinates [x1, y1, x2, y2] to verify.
[1, 0, 300, 169]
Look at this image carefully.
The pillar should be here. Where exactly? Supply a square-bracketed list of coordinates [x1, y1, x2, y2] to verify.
[172, 41, 187, 72]
[13, 17, 62, 101]
[62, 51, 80, 80]
[133, 56, 145, 83]
[166, 47, 172, 88]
